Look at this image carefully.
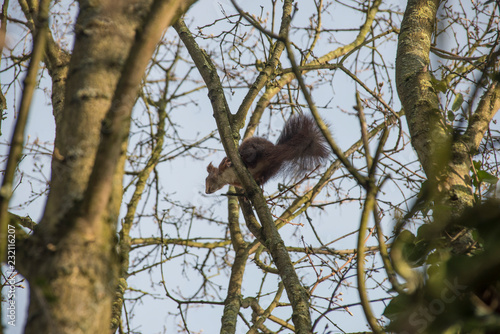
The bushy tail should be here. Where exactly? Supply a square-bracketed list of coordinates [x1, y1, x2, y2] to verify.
[271, 114, 330, 176]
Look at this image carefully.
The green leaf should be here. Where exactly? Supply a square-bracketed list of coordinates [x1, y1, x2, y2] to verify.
[477, 170, 499, 184]
[472, 160, 482, 171]
[426, 248, 450, 265]
[447, 110, 455, 122]
[406, 241, 429, 266]
[383, 294, 412, 319]
[430, 74, 447, 93]
[416, 223, 433, 240]
[397, 229, 415, 243]
[451, 93, 464, 112]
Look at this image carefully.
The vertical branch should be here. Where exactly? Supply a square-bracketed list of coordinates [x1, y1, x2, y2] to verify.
[220, 193, 249, 334]
[0, 0, 50, 262]
[18, 0, 70, 123]
[396, 0, 446, 194]
[355, 91, 373, 169]
[175, 18, 313, 333]
[231, 0, 293, 131]
[111, 103, 167, 332]
[356, 125, 389, 334]
[397, 0, 486, 254]
[0, 0, 9, 132]
[372, 125, 404, 296]
[373, 207, 403, 294]
[247, 283, 285, 334]
[356, 185, 384, 334]
[463, 82, 500, 152]
[80, 0, 192, 225]
[0, 2, 49, 332]
[105, 3, 195, 329]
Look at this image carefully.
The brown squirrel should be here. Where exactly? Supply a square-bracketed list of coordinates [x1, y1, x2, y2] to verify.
[205, 115, 329, 194]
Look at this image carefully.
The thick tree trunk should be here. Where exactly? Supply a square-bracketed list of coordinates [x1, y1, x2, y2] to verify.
[396, 0, 450, 200]
[19, 1, 150, 333]
[396, 0, 500, 253]
[17, 0, 195, 331]
[396, 0, 477, 254]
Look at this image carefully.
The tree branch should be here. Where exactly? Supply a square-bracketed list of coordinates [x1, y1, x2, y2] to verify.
[174, 17, 313, 333]
[463, 81, 500, 152]
[396, 0, 445, 183]
[221, 194, 249, 334]
[251, 0, 383, 125]
[233, 0, 293, 131]
[80, 0, 194, 227]
[0, 0, 50, 263]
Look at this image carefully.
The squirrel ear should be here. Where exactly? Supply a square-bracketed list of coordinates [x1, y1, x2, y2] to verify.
[222, 157, 232, 168]
[207, 162, 215, 172]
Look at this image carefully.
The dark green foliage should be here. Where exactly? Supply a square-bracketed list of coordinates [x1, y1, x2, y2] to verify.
[385, 201, 500, 333]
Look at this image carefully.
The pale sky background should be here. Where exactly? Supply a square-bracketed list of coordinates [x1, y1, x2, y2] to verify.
[3, 0, 495, 333]
[1, 0, 406, 332]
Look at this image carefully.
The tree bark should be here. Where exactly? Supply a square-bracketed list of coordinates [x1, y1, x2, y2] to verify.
[174, 17, 313, 334]
[396, 0, 500, 253]
[16, 1, 194, 332]
[20, 2, 150, 332]
[396, 0, 446, 191]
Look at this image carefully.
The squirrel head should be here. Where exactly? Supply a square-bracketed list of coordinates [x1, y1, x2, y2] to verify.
[205, 158, 238, 194]
[205, 162, 225, 194]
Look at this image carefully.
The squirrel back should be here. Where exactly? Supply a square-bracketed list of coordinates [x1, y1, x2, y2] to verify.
[205, 114, 329, 194]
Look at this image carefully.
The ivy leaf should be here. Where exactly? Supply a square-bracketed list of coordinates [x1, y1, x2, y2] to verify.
[383, 294, 412, 320]
[477, 170, 499, 184]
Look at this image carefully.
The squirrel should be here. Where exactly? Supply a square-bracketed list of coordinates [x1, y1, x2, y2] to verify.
[205, 114, 330, 194]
